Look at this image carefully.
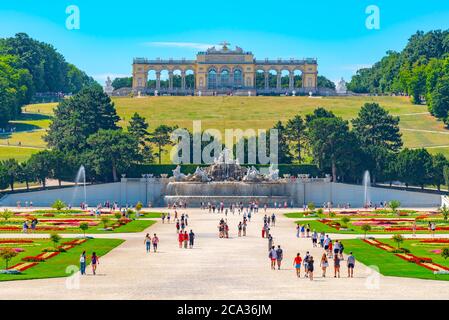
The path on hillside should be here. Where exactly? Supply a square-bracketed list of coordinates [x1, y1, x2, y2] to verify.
[1, 208, 449, 300]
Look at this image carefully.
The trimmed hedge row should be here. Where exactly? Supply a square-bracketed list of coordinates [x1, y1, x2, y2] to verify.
[127, 163, 321, 178]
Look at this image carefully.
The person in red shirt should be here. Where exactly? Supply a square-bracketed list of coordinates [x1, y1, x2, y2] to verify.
[178, 232, 184, 248]
[293, 253, 302, 278]
[183, 231, 189, 249]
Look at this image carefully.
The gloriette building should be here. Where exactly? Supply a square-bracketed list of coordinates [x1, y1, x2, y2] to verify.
[132, 42, 318, 95]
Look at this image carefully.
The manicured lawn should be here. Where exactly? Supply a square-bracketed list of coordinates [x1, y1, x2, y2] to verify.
[0, 238, 124, 281]
[0, 146, 39, 162]
[17, 96, 449, 162]
[0, 219, 157, 234]
[292, 219, 449, 235]
[343, 239, 449, 281]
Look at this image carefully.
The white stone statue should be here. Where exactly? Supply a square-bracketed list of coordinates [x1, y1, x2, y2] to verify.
[243, 166, 260, 182]
[172, 165, 186, 181]
[266, 164, 279, 181]
[192, 166, 210, 182]
[336, 77, 347, 94]
[104, 76, 113, 95]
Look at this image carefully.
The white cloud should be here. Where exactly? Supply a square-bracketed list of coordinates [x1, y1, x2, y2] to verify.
[141, 41, 216, 50]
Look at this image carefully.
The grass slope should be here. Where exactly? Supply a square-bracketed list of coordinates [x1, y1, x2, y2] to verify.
[3, 96, 448, 162]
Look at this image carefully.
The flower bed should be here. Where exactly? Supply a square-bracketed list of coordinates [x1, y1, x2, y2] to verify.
[8, 262, 38, 272]
[0, 239, 34, 244]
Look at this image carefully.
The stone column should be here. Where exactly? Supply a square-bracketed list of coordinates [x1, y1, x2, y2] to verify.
[264, 71, 269, 89]
[181, 71, 186, 90]
[276, 71, 282, 89]
[156, 71, 161, 90]
[168, 71, 174, 90]
[289, 71, 294, 90]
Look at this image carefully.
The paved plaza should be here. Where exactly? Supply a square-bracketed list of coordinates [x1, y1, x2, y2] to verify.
[1, 208, 449, 300]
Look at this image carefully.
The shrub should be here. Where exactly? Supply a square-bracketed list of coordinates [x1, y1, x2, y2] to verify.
[307, 202, 315, 211]
[0, 209, 13, 221]
[392, 234, 404, 248]
[316, 208, 324, 215]
[0, 247, 18, 269]
[49, 232, 62, 248]
[440, 205, 449, 222]
[135, 201, 143, 212]
[101, 217, 110, 229]
[391, 248, 411, 254]
[21, 256, 45, 262]
[114, 212, 122, 220]
[388, 200, 401, 214]
[442, 247, 449, 260]
[361, 224, 371, 238]
[51, 199, 66, 211]
[79, 222, 89, 237]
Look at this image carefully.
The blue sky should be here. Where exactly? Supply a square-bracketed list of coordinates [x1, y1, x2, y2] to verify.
[1, 0, 449, 84]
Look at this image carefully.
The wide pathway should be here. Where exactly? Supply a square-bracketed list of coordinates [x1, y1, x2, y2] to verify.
[1, 208, 449, 299]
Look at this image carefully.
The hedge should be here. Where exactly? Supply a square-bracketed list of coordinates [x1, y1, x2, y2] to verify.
[127, 163, 320, 178]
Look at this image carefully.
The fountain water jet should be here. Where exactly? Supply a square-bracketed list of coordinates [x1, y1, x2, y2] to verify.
[362, 170, 371, 207]
[70, 165, 86, 207]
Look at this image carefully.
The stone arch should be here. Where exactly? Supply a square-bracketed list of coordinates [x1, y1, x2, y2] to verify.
[219, 67, 231, 88]
[255, 68, 265, 89]
[233, 67, 243, 88]
[207, 67, 217, 89]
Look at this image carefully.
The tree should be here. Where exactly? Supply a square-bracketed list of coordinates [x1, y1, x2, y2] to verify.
[440, 204, 449, 222]
[305, 107, 335, 124]
[388, 200, 401, 214]
[1, 158, 20, 191]
[51, 199, 66, 211]
[395, 148, 433, 188]
[127, 112, 153, 162]
[352, 103, 402, 152]
[308, 117, 357, 182]
[317, 76, 336, 89]
[79, 222, 89, 238]
[49, 233, 61, 249]
[444, 165, 449, 193]
[45, 86, 120, 152]
[285, 115, 306, 162]
[307, 202, 315, 211]
[149, 125, 177, 164]
[392, 234, 404, 249]
[112, 77, 132, 90]
[86, 129, 140, 182]
[269, 121, 293, 164]
[361, 224, 371, 238]
[0, 209, 12, 221]
[431, 153, 449, 190]
[16, 162, 36, 191]
[429, 74, 449, 123]
[27, 150, 53, 188]
[135, 201, 143, 212]
[0, 248, 18, 270]
[0, 162, 10, 190]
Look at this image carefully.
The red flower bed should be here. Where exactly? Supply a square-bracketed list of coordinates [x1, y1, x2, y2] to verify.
[318, 219, 341, 230]
[420, 239, 449, 244]
[8, 262, 38, 271]
[21, 256, 45, 262]
[0, 239, 34, 244]
[0, 226, 21, 231]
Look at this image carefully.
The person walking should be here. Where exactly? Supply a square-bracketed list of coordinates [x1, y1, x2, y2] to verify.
[268, 234, 273, 251]
[91, 252, 99, 275]
[339, 241, 345, 260]
[176, 220, 180, 233]
[152, 233, 159, 252]
[276, 245, 283, 270]
[312, 230, 318, 247]
[319, 232, 325, 248]
[268, 246, 277, 270]
[144, 233, 152, 253]
[167, 212, 171, 224]
[189, 230, 195, 248]
[347, 252, 355, 278]
[262, 225, 266, 238]
[80, 251, 86, 275]
[334, 254, 341, 278]
[178, 231, 184, 248]
[307, 256, 314, 280]
[293, 253, 302, 278]
[238, 222, 242, 237]
[271, 213, 276, 226]
[320, 253, 328, 278]
[183, 231, 189, 249]
[296, 224, 300, 238]
[242, 221, 247, 236]
[303, 251, 310, 278]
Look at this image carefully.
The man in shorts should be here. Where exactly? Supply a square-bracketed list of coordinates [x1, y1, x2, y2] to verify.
[293, 253, 302, 278]
[347, 252, 356, 278]
[269, 246, 277, 270]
